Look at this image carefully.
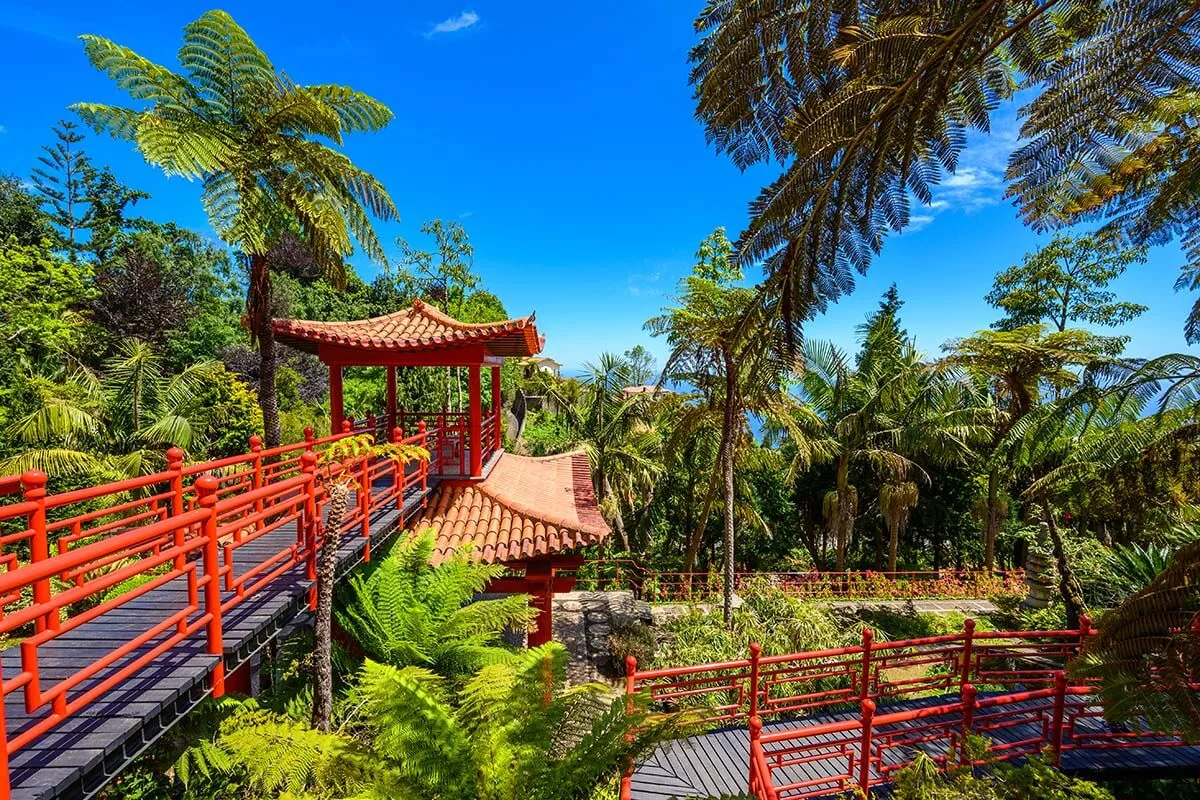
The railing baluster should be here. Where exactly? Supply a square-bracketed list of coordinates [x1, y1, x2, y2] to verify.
[960, 618, 976, 693]
[22, 471, 55, 634]
[196, 476, 225, 697]
[858, 698, 876, 792]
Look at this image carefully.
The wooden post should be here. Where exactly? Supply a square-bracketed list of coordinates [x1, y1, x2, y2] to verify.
[960, 683, 977, 764]
[249, 434, 264, 530]
[196, 476, 225, 697]
[960, 618, 975, 694]
[527, 559, 553, 646]
[748, 642, 762, 719]
[359, 452, 371, 561]
[858, 698, 876, 792]
[491, 364, 502, 452]
[860, 627, 874, 700]
[749, 714, 763, 792]
[304, 426, 315, 451]
[22, 471, 55, 634]
[468, 365, 483, 476]
[386, 366, 398, 434]
[301, 451, 318, 610]
[329, 363, 344, 433]
[1050, 670, 1067, 765]
[166, 447, 191, 604]
[418, 421, 429, 493]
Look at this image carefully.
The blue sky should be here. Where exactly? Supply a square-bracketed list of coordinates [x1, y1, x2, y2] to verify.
[1, 1, 1195, 373]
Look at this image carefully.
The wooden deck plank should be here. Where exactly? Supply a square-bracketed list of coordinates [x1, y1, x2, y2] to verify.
[2, 476, 430, 800]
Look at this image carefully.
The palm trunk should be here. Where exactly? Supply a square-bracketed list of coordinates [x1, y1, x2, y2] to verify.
[312, 481, 349, 731]
[684, 464, 721, 574]
[249, 253, 282, 448]
[985, 468, 1001, 570]
[721, 348, 737, 626]
[887, 518, 899, 573]
[835, 457, 852, 571]
[1042, 500, 1086, 630]
[603, 474, 631, 552]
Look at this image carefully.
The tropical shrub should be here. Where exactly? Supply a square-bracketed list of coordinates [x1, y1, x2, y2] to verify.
[608, 620, 657, 675]
[335, 529, 537, 679]
[210, 645, 676, 800]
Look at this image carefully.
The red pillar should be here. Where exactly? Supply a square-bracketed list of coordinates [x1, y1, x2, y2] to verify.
[329, 363, 344, 433]
[527, 559, 554, 646]
[491, 365, 502, 452]
[386, 366, 398, 435]
[468, 365, 482, 476]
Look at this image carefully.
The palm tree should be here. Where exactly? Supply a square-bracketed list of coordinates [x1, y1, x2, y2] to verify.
[567, 354, 663, 552]
[648, 229, 824, 622]
[209, 645, 674, 800]
[688, 0, 1199, 344]
[74, 10, 398, 447]
[804, 300, 991, 571]
[3, 340, 222, 478]
[944, 325, 1120, 569]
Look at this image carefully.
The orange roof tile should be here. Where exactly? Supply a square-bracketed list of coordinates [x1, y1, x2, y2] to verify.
[412, 451, 610, 564]
[272, 300, 543, 357]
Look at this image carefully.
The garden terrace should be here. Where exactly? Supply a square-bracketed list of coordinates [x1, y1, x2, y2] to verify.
[623, 619, 1200, 800]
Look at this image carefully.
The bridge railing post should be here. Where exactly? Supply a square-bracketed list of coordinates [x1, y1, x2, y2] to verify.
[301, 452, 318, 611]
[304, 426, 315, 452]
[196, 476, 225, 697]
[960, 618, 976, 693]
[22, 470, 56, 634]
[859, 627, 874, 700]
[1050, 670, 1067, 766]
[621, 655, 637, 800]
[748, 642, 762, 720]
[858, 698, 876, 792]
[418, 421, 429, 492]
[960, 683, 977, 764]
[249, 434, 264, 531]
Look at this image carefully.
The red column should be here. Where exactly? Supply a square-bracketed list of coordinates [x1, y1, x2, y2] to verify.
[329, 363, 344, 433]
[468, 365, 482, 476]
[491, 365, 502, 452]
[527, 558, 554, 646]
[386, 366, 398, 434]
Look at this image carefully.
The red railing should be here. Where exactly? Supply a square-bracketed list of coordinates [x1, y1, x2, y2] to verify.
[0, 421, 437, 799]
[621, 617, 1189, 800]
[576, 559, 1026, 602]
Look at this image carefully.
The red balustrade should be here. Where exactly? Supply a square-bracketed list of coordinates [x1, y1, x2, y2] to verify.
[621, 618, 1190, 800]
[0, 421, 436, 799]
[576, 559, 1026, 602]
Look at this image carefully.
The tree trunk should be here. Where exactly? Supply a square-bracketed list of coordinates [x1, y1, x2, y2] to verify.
[684, 464, 721, 575]
[312, 481, 349, 731]
[887, 518, 899, 573]
[985, 468, 1001, 570]
[603, 474, 631, 552]
[249, 253, 282, 448]
[835, 457, 852, 571]
[1042, 500, 1087, 630]
[720, 348, 738, 627]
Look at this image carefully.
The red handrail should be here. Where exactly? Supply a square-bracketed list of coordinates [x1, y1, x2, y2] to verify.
[0, 418, 441, 799]
[576, 559, 1026, 601]
[620, 616, 1191, 799]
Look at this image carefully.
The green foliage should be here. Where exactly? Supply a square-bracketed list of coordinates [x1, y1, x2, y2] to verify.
[211, 645, 676, 800]
[607, 620, 657, 674]
[893, 751, 1113, 800]
[0, 237, 92, 362]
[986, 234, 1148, 334]
[335, 531, 536, 678]
[190, 366, 263, 457]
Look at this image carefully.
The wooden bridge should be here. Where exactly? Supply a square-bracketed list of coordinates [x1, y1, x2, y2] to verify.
[0, 418, 455, 800]
[623, 624, 1200, 800]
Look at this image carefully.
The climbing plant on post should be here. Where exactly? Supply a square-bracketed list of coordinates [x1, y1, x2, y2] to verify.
[311, 434, 428, 731]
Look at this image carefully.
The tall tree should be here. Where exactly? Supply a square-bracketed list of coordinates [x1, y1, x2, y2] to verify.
[689, 0, 1199, 344]
[624, 345, 657, 385]
[986, 233, 1148, 333]
[648, 228, 819, 621]
[30, 120, 92, 262]
[74, 10, 398, 448]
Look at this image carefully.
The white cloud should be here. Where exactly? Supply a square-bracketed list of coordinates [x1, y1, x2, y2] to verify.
[627, 268, 665, 298]
[0, 125, 7, 135]
[905, 214, 936, 232]
[426, 11, 480, 37]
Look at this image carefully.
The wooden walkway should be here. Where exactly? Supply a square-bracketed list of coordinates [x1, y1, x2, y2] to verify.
[631, 694, 1200, 800]
[1, 478, 430, 800]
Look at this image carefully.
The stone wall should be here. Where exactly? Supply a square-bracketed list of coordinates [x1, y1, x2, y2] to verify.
[552, 590, 651, 684]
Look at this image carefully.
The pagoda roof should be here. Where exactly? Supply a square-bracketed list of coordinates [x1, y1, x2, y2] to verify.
[411, 451, 610, 565]
[272, 300, 543, 359]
